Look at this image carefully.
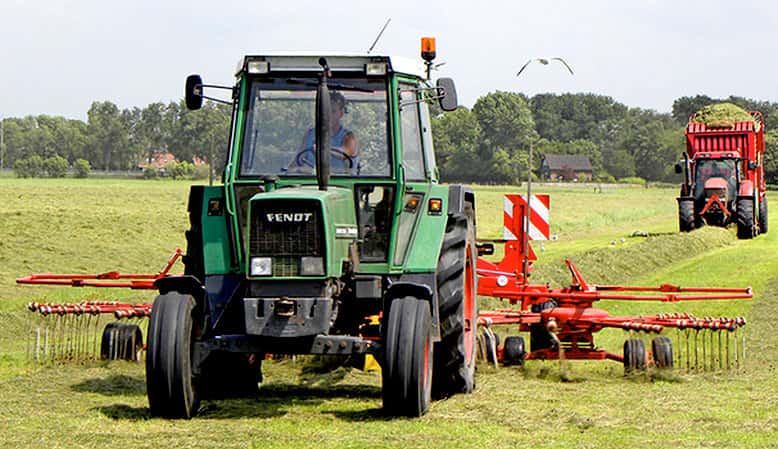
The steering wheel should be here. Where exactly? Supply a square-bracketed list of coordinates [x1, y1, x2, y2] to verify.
[293, 147, 355, 169]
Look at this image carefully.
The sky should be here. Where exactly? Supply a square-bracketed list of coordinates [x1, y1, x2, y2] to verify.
[2, 0, 777, 120]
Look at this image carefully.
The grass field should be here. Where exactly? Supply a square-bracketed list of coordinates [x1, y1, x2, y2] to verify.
[0, 179, 776, 448]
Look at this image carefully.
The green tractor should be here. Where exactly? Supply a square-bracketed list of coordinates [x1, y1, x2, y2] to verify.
[147, 41, 478, 418]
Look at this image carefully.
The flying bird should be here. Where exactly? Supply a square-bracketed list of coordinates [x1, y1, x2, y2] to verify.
[516, 57, 575, 77]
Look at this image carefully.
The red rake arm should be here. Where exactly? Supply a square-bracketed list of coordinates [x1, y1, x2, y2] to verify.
[16, 249, 183, 290]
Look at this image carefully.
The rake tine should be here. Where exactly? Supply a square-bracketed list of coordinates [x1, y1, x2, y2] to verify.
[710, 329, 716, 371]
[34, 316, 41, 363]
[702, 329, 707, 372]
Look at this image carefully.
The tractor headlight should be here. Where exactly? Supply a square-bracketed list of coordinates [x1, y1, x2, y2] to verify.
[247, 60, 270, 74]
[300, 257, 324, 276]
[250, 257, 272, 276]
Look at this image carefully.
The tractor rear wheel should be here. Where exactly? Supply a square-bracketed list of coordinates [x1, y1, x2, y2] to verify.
[433, 212, 478, 397]
[678, 199, 695, 232]
[759, 197, 768, 234]
[503, 336, 527, 366]
[623, 339, 646, 373]
[651, 336, 673, 369]
[146, 292, 200, 419]
[382, 296, 433, 417]
[737, 198, 757, 239]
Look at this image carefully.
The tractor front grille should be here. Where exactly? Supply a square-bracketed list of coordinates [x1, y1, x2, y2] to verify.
[249, 199, 324, 276]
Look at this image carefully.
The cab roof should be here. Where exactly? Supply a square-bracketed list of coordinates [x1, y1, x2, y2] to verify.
[235, 52, 427, 80]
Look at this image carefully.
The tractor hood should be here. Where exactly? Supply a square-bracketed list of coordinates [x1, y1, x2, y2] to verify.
[245, 186, 357, 279]
[704, 177, 728, 191]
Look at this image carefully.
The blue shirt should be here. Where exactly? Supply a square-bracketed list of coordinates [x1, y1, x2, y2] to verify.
[298, 126, 360, 175]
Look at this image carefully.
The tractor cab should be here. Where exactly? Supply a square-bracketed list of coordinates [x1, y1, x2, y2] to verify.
[693, 158, 738, 204]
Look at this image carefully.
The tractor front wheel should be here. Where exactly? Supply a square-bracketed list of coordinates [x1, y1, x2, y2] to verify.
[382, 296, 433, 417]
[146, 292, 200, 419]
[737, 198, 757, 239]
[433, 212, 478, 397]
[759, 197, 768, 234]
[678, 199, 695, 232]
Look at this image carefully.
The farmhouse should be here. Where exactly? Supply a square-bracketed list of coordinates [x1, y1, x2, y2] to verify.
[540, 154, 593, 181]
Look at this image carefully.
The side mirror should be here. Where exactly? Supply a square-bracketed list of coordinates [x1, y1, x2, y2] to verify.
[185, 74, 203, 110]
[436, 78, 458, 112]
[674, 163, 683, 174]
[748, 161, 758, 170]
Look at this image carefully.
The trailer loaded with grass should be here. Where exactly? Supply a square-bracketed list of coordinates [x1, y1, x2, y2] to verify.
[676, 103, 768, 238]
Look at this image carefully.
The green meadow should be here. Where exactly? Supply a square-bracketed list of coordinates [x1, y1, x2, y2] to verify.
[0, 179, 776, 448]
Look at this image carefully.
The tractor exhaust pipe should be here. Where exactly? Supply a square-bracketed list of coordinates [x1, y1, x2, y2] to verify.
[316, 58, 332, 191]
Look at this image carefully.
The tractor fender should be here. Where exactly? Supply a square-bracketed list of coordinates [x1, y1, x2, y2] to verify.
[154, 275, 207, 304]
[385, 281, 433, 303]
[385, 278, 440, 341]
[448, 185, 476, 222]
[739, 180, 754, 197]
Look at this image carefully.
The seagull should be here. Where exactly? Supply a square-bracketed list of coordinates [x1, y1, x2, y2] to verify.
[516, 57, 575, 77]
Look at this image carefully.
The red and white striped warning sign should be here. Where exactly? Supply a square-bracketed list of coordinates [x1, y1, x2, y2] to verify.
[503, 194, 550, 241]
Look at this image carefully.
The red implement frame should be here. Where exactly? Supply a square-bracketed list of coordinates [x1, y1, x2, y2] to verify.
[16, 249, 182, 290]
[476, 197, 751, 365]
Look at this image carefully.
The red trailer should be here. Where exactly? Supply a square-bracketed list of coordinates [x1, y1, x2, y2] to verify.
[676, 112, 767, 238]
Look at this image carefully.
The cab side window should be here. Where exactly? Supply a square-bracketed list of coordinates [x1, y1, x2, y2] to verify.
[399, 86, 426, 181]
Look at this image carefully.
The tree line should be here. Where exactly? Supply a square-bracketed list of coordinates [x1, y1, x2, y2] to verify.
[1, 100, 229, 178]
[432, 92, 778, 185]
[2, 93, 776, 184]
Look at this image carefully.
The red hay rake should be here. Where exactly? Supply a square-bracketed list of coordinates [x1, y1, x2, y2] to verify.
[17, 250, 181, 362]
[16, 196, 751, 374]
[475, 195, 750, 373]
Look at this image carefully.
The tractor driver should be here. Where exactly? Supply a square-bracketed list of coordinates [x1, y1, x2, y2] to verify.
[289, 91, 359, 175]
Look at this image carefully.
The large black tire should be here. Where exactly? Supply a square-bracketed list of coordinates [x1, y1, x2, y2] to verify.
[382, 297, 433, 417]
[100, 323, 143, 361]
[530, 300, 557, 351]
[146, 292, 200, 419]
[759, 197, 768, 234]
[433, 212, 478, 397]
[678, 199, 695, 232]
[737, 198, 756, 239]
[502, 336, 527, 366]
[651, 336, 673, 369]
[100, 322, 121, 360]
[623, 339, 646, 373]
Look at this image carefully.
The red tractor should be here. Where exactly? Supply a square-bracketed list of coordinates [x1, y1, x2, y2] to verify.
[676, 111, 768, 238]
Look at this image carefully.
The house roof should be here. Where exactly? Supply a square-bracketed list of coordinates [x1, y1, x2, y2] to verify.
[542, 154, 593, 171]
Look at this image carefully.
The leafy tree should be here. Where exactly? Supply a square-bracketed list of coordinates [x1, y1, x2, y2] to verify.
[74, 159, 91, 178]
[431, 107, 487, 183]
[14, 155, 44, 178]
[531, 93, 628, 142]
[86, 101, 131, 170]
[473, 91, 536, 151]
[43, 156, 69, 178]
[168, 101, 230, 183]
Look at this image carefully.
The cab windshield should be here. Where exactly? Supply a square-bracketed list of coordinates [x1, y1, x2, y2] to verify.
[694, 158, 738, 199]
[239, 77, 391, 178]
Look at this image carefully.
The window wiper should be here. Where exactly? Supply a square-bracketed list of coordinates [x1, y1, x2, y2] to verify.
[286, 78, 374, 93]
